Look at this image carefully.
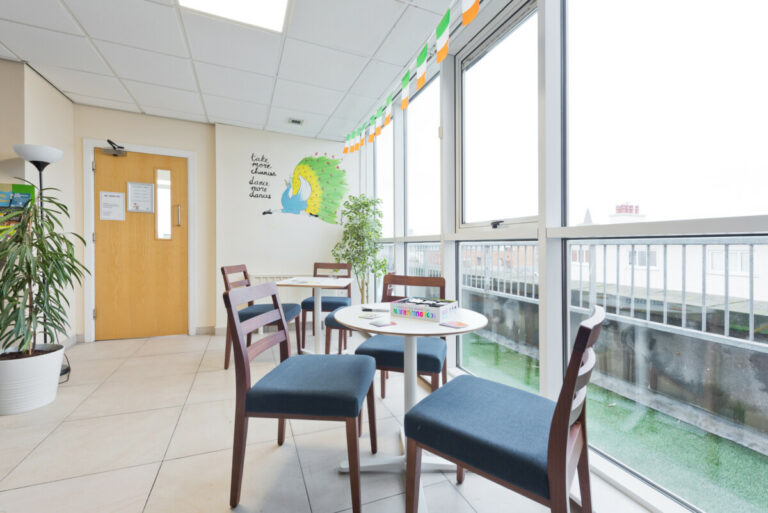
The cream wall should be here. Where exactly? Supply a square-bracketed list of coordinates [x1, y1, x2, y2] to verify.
[74, 106, 217, 331]
[0, 60, 24, 160]
[215, 123, 361, 329]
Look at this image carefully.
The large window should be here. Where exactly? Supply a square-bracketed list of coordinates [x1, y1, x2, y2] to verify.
[405, 76, 441, 236]
[567, 0, 768, 225]
[374, 122, 394, 238]
[461, 11, 538, 224]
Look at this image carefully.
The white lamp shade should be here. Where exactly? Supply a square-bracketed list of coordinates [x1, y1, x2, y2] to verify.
[13, 144, 63, 165]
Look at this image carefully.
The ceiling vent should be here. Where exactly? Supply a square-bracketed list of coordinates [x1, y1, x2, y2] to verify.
[288, 118, 304, 126]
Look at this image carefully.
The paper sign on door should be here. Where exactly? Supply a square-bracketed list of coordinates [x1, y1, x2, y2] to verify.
[100, 191, 125, 221]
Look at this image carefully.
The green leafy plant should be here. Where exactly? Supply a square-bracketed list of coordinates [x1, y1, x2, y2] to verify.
[0, 182, 87, 356]
[332, 194, 387, 303]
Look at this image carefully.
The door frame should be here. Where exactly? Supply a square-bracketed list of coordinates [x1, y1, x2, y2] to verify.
[83, 139, 197, 342]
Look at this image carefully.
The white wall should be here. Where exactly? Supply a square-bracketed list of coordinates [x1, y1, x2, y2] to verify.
[215, 123, 360, 328]
[0, 60, 24, 160]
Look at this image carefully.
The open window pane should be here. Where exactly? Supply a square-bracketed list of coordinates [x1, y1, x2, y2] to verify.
[375, 123, 394, 238]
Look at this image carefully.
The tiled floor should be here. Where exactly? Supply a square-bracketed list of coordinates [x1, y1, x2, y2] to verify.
[0, 334, 635, 513]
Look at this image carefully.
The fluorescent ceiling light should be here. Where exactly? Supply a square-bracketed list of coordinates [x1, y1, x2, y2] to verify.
[180, 0, 289, 32]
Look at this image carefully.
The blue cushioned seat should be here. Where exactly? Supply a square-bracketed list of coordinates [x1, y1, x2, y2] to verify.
[239, 302, 300, 322]
[301, 296, 352, 312]
[324, 308, 346, 329]
[355, 335, 446, 374]
[246, 354, 376, 418]
[405, 375, 555, 499]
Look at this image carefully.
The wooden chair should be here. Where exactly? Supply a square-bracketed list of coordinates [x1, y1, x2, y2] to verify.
[300, 262, 352, 348]
[323, 307, 348, 354]
[223, 282, 378, 512]
[404, 307, 605, 513]
[221, 265, 303, 370]
[354, 274, 448, 398]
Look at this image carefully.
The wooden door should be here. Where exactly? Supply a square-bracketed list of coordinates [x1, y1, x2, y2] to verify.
[94, 150, 188, 340]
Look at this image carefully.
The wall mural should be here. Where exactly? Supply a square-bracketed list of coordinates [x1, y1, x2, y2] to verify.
[279, 154, 348, 224]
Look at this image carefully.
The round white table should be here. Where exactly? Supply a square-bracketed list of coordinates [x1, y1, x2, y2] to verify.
[334, 303, 487, 510]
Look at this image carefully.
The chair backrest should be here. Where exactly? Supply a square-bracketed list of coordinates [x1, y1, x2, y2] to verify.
[314, 262, 352, 297]
[223, 282, 292, 394]
[380, 273, 446, 303]
[221, 264, 253, 306]
[547, 306, 605, 482]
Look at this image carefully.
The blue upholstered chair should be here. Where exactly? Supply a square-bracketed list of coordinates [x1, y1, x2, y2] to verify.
[223, 282, 377, 513]
[221, 265, 303, 369]
[324, 307, 349, 354]
[300, 262, 352, 348]
[354, 274, 448, 397]
[404, 307, 605, 513]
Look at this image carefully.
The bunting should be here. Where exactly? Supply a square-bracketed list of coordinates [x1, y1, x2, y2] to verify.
[368, 116, 376, 143]
[375, 107, 383, 135]
[384, 95, 392, 126]
[343, 134, 350, 154]
[360, 125, 366, 148]
[462, 0, 479, 26]
[416, 44, 428, 90]
[436, 10, 450, 63]
[401, 70, 410, 110]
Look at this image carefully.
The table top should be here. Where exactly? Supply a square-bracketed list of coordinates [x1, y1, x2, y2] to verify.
[334, 303, 487, 337]
[275, 276, 352, 289]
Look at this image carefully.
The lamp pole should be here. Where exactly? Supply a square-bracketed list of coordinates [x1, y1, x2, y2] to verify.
[30, 160, 49, 345]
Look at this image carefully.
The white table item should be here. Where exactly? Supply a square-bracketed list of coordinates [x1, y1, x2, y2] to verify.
[275, 277, 353, 355]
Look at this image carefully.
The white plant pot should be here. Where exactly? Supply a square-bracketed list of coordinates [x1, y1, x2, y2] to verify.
[0, 344, 64, 415]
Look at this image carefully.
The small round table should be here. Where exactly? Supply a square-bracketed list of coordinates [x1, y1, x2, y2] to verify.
[334, 303, 487, 510]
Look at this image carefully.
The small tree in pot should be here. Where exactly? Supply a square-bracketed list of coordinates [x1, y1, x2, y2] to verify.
[0, 182, 87, 414]
[332, 194, 387, 303]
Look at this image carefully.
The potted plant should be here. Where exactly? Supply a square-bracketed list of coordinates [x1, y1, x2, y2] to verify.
[332, 194, 387, 303]
[0, 181, 87, 415]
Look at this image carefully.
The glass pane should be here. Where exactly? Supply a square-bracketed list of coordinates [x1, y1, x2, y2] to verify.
[463, 12, 538, 223]
[568, 0, 768, 225]
[567, 237, 768, 513]
[374, 243, 396, 301]
[458, 241, 539, 392]
[375, 123, 394, 238]
[405, 243, 442, 297]
[405, 77, 441, 236]
[156, 169, 171, 240]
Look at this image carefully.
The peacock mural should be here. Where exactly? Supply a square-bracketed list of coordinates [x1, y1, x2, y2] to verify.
[280, 155, 348, 224]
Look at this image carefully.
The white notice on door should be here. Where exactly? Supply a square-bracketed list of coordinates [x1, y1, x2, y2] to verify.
[100, 191, 125, 221]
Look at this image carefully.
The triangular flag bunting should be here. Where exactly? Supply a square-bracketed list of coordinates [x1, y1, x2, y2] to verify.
[384, 95, 392, 126]
[343, 134, 350, 154]
[375, 107, 383, 135]
[355, 128, 361, 151]
[401, 71, 411, 110]
[360, 125, 366, 148]
[368, 116, 376, 143]
[416, 44, 428, 90]
[462, 0, 479, 26]
[436, 10, 450, 63]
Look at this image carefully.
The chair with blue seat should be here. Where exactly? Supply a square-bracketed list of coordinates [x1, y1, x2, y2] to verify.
[221, 265, 303, 370]
[324, 307, 349, 354]
[300, 262, 352, 348]
[223, 281, 378, 512]
[355, 274, 448, 398]
[404, 307, 605, 513]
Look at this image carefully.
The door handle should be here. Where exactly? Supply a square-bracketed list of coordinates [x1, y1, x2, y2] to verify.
[176, 204, 182, 227]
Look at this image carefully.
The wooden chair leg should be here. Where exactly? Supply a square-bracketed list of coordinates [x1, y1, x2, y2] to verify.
[442, 361, 447, 385]
[405, 439, 423, 513]
[300, 311, 307, 348]
[430, 373, 439, 392]
[367, 384, 377, 454]
[338, 329, 343, 354]
[224, 320, 232, 370]
[294, 318, 302, 355]
[380, 369, 386, 399]
[277, 418, 286, 446]
[577, 446, 593, 513]
[345, 418, 362, 513]
[344, 330, 348, 349]
[358, 410, 363, 437]
[325, 326, 332, 354]
[230, 407, 248, 507]
[456, 466, 465, 484]
[549, 482, 570, 513]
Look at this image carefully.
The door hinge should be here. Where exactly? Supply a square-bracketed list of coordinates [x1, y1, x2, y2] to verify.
[91, 160, 95, 173]
[92, 308, 96, 320]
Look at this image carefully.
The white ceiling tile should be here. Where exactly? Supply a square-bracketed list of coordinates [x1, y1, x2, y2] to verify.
[317, 117, 355, 141]
[266, 107, 327, 138]
[400, 0, 449, 15]
[181, 11, 282, 74]
[124, 80, 204, 113]
[279, 38, 367, 92]
[142, 106, 208, 123]
[213, 118, 264, 130]
[374, 6, 441, 66]
[95, 41, 197, 91]
[204, 95, 269, 126]
[63, 0, 188, 57]
[332, 93, 377, 122]
[194, 62, 273, 104]
[271, 79, 343, 116]
[33, 65, 132, 102]
[287, 0, 405, 57]
[65, 93, 140, 113]
[0, 0, 83, 34]
[349, 59, 401, 101]
[0, 20, 110, 74]
[0, 42, 17, 60]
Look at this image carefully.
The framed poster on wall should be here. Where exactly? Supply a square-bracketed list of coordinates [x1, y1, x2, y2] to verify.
[127, 182, 155, 213]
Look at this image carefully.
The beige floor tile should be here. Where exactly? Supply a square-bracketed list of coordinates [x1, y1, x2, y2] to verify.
[165, 399, 280, 459]
[453, 471, 549, 513]
[0, 423, 58, 481]
[0, 463, 159, 513]
[109, 352, 203, 382]
[197, 341, 277, 373]
[0, 384, 98, 430]
[65, 339, 146, 361]
[186, 362, 274, 404]
[337, 480, 476, 513]
[294, 417, 445, 513]
[133, 335, 209, 357]
[144, 443, 310, 513]
[59, 357, 125, 387]
[69, 373, 195, 420]
[0, 407, 180, 490]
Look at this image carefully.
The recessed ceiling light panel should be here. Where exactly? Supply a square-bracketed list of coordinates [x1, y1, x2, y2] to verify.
[180, 0, 289, 32]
